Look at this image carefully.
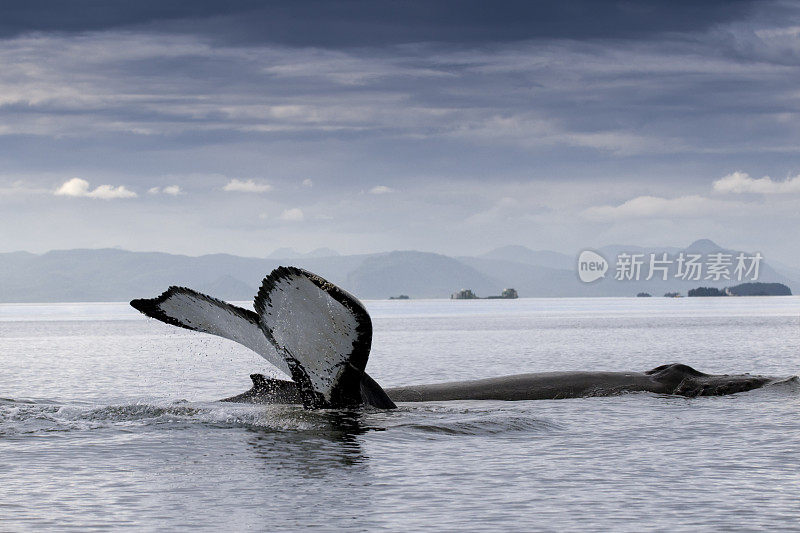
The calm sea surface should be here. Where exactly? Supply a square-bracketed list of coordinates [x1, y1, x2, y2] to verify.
[1, 297, 799, 531]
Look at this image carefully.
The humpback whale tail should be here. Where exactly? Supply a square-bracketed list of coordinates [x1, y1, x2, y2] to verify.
[130, 267, 395, 409]
[130, 286, 292, 376]
[255, 266, 375, 409]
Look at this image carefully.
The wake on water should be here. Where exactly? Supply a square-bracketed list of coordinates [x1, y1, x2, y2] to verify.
[0, 399, 340, 436]
[2, 376, 796, 439]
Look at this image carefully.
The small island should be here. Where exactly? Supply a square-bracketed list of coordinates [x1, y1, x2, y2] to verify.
[636, 292, 651, 297]
[451, 288, 518, 300]
[485, 288, 519, 300]
[687, 282, 792, 297]
[688, 287, 726, 297]
[451, 289, 478, 299]
[389, 294, 410, 300]
[727, 282, 792, 296]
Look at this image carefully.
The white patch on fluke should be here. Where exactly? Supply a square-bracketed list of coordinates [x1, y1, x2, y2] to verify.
[257, 270, 365, 404]
[139, 288, 290, 377]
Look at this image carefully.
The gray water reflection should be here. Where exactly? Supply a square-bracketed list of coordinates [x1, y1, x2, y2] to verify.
[244, 410, 378, 474]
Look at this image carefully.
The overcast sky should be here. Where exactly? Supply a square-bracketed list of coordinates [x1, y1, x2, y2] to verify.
[1, 0, 799, 265]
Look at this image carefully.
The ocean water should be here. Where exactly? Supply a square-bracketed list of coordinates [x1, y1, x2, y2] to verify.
[1, 297, 799, 531]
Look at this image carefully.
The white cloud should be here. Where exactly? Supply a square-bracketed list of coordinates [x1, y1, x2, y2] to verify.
[148, 185, 182, 195]
[582, 195, 737, 221]
[302, 178, 313, 188]
[83, 184, 137, 200]
[55, 178, 92, 196]
[713, 171, 800, 194]
[279, 208, 304, 221]
[55, 178, 137, 199]
[369, 185, 395, 194]
[222, 178, 273, 193]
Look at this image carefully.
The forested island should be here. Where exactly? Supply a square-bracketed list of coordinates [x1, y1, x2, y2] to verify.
[688, 282, 792, 297]
[727, 282, 792, 296]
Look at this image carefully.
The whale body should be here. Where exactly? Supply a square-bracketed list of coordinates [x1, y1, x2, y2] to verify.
[385, 364, 781, 401]
[221, 363, 782, 404]
[131, 266, 789, 409]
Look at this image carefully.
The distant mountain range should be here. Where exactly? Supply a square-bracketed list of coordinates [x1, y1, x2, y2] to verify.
[266, 247, 340, 259]
[0, 240, 796, 302]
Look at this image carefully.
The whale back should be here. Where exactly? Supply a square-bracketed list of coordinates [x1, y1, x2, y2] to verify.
[645, 363, 706, 378]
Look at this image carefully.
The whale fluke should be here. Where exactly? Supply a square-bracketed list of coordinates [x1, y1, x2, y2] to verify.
[254, 266, 373, 409]
[130, 271, 395, 409]
[131, 286, 291, 376]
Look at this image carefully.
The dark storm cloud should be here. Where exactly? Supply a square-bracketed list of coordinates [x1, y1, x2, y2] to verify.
[1, 0, 756, 46]
[0, 1, 251, 35]
[1, 0, 799, 263]
[1, 18, 799, 183]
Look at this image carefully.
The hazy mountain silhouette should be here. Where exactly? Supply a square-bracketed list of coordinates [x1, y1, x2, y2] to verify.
[266, 247, 340, 259]
[477, 245, 573, 270]
[0, 240, 796, 302]
[346, 251, 499, 298]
